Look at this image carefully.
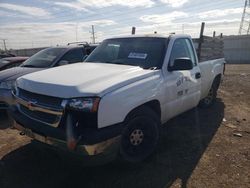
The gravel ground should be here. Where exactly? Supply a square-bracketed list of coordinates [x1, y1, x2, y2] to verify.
[0, 64, 249, 188]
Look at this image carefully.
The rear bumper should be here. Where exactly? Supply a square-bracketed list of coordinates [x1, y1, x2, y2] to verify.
[9, 105, 122, 156]
[0, 89, 14, 109]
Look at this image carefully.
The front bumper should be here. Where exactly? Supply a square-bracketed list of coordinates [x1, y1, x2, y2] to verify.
[0, 89, 14, 109]
[14, 122, 120, 156]
[9, 105, 122, 156]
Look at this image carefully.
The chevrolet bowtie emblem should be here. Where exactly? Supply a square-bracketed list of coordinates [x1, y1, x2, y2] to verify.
[27, 101, 37, 111]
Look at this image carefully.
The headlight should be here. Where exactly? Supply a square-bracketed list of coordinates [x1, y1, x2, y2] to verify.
[0, 80, 15, 89]
[68, 98, 100, 112]
[12, 82, 18, 96]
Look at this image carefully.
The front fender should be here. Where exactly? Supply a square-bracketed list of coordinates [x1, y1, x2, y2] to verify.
[97, 74, 162, 128]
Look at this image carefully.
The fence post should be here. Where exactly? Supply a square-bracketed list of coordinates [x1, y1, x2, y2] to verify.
[197, 22, 205, 61]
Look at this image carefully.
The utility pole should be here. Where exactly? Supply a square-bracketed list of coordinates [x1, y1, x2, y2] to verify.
[90, 25, 96, 44]
[197, 22, 205, 61]
[0, 39, 7, 52]
[75, 22, 78, 42]
[131, 27, 136, 35]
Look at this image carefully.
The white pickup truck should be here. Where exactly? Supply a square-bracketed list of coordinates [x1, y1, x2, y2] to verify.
[10, 34, 225, 162]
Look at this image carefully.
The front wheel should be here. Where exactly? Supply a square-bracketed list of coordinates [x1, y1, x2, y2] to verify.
[120, 107, 160, 162]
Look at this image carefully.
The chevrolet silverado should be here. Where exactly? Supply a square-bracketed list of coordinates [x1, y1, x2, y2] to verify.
[10, 34, 225, 162]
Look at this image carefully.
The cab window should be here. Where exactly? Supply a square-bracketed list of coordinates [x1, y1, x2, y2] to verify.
[184, 39, 197, 66]
[169, 38, 196, 67]
[60, 48, 84, 64]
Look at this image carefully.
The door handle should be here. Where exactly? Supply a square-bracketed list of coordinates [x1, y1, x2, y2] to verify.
[195, 72, 201, 79]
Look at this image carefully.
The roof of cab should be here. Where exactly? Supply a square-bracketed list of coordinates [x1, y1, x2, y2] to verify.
[105, 33, 191, 40]
[45, 43, 98, 50]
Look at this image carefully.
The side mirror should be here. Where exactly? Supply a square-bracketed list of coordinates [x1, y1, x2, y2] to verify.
[58, 60, 69, 66]
[168, 58, 193, 71]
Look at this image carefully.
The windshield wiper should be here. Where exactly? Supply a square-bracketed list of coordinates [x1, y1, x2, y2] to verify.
[21, 65, 37, 68]
[149, 67, 157, 70]
[147, 67, 158, 70]
[105, 61, 139, 67]
[105, 61, 124, 65]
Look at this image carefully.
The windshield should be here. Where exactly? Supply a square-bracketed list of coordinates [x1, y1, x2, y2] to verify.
[85, 37, 168, 69]
[21, 48, 66, 68]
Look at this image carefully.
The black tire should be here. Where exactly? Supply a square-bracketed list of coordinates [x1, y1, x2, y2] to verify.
[199, 79, 219, 108]
[120, 106, 160, 162]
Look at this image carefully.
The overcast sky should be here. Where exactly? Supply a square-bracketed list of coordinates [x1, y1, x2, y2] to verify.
[0, 0, 245, 49]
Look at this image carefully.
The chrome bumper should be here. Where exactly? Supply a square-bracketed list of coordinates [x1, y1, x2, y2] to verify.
[14, 122, 121, 156]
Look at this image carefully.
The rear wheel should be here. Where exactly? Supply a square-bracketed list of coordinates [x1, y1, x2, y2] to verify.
[199, 79, 220, 108]
[120, 107, 160, 162]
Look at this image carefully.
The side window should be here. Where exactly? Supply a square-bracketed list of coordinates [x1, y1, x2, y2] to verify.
[185, 39, 197, 66]
[169, 38, 195, 66]
[60, 48, 84, 64]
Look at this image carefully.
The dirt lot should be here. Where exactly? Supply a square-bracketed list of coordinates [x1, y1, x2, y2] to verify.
[0, 64, 249, 188]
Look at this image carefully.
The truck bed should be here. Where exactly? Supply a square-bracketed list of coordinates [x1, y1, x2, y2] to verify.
[199, 58, 225, 99]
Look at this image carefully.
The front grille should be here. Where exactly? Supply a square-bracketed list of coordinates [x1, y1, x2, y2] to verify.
[17, 88, 65, 127]
[20, 105, 61, 125]
[19, 88, 63, 109]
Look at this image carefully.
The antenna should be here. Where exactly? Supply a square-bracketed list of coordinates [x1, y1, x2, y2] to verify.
[239, 0, 250, 35]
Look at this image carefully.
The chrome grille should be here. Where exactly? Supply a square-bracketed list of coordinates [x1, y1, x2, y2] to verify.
[20, 105, 61, 125]
[15, 88, 66, 127]
[19, 88, 62, 109]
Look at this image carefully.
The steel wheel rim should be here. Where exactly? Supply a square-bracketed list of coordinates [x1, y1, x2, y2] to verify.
[121, 117, 158, 158]
[130, 129, 144, 146]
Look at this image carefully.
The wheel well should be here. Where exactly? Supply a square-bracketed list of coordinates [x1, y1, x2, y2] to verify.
[213, 74, 222, 89]
[126, 100, 161, 120]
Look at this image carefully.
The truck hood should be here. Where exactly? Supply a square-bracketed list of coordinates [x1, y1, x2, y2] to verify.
[0, 67, 44, 82]
[17, 62, 157, 98]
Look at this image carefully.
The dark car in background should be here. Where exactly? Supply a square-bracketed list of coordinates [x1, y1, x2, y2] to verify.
[0, 54, 15, 59]
[0, 44, 97, 109]
[0, 57, 29, 71]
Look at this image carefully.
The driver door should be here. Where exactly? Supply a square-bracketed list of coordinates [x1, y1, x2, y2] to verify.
[165, 38, 201, 117]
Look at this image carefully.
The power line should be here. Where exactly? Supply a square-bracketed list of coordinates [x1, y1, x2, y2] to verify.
[2, 1, 241, 38]
[1, 1, 242, 48]
[44, 1, 239, 24]
[2, 3, 240, 40]
[6, 19, 240, 46]
[5, 18, 240, 45]
[2, 0, 239, 26]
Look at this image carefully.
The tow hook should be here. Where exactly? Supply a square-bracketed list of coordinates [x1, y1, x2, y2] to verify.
[66, 114, 81, 151]
[20, 132, 25, 136]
